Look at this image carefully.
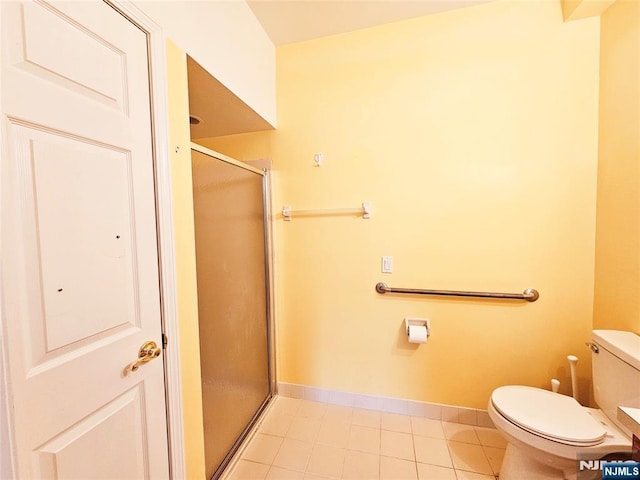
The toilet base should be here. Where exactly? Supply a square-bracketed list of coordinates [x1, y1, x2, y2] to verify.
[500, 444, 578, 480]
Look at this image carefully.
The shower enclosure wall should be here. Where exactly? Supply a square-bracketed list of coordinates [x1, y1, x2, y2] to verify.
[190, 144, 273, 479]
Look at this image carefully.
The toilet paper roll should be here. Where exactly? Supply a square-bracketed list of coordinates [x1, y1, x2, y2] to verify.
[408, 325, 428, 344]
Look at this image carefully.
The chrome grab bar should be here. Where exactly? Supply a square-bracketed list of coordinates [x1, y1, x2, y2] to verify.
[375, 282, 539, 302]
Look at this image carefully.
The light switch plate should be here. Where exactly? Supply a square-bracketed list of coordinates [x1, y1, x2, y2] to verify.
[382, 256, 393, 273]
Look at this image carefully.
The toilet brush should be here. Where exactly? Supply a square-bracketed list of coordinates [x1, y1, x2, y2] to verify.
[568, 355, 579, 402]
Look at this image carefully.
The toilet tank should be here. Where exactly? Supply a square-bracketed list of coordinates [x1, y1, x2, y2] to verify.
[591, 330, 640, 435]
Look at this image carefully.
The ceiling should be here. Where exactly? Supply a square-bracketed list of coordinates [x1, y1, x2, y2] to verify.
[247, 0, 495, 46]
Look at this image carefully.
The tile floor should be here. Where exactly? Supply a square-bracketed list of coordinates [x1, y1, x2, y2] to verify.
[225, 396, 507, 480]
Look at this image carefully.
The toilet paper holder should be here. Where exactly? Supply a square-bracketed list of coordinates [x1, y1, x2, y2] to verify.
[405, 317, 430, 336]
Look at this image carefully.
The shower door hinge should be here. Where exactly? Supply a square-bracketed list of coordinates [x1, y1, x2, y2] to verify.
[162, 333, 168, 350]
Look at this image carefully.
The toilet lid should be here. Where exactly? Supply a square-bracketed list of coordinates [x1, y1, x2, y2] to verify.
[491, 386, 607, 446]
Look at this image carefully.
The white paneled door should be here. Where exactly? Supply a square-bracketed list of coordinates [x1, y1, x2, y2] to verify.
[1, 1, 170, 478]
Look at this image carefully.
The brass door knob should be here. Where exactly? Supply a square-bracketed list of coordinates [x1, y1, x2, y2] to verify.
[126, 341, 162, 374]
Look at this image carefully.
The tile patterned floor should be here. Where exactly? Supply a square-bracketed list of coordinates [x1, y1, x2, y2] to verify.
[225, 396, 507, 480]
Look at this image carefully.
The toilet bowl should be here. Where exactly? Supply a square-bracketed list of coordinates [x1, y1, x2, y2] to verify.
[489, 386, 630, 479]
[489, 330, 640, 480]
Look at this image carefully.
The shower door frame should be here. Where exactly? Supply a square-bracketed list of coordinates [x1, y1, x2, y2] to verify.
[190, 143, 276, 480]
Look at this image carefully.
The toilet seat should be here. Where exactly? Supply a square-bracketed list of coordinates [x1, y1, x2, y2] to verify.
[491, 386, 607, 446]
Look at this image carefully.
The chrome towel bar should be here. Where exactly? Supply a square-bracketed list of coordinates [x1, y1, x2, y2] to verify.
[375, 282, 539, 302]
[282, 202, 371, 221]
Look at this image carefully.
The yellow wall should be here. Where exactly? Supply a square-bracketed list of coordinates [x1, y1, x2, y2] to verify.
[165, 40, 206, 479]
[593, 0, 640, 334]
[201, 0, 601, 409]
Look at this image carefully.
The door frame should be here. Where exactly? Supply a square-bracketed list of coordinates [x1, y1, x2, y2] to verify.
[0, 1, 185, 478]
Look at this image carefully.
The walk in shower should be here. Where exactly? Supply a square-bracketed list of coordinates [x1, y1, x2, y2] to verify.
[190, 144, 273, 480]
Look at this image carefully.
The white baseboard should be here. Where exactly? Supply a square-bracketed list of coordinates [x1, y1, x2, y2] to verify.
[277, 382, 494, 428]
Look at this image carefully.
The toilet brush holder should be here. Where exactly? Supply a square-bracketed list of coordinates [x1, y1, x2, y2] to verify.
[567, 355, 579, 402]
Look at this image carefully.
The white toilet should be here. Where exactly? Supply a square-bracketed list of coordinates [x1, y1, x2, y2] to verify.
[488, 329, 640, 480]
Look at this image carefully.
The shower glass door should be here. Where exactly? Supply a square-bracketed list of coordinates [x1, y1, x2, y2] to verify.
[191, 145, 272, 480]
